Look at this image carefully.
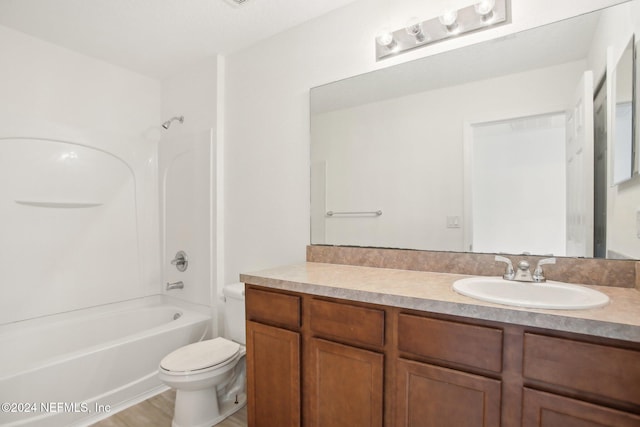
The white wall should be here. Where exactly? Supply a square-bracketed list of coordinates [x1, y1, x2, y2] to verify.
[224, 0, 626, 284]
[160, 56, 223, 332]
[0, 25, 161, 323]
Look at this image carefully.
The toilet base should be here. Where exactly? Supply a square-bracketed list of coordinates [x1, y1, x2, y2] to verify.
[172, 389, 247, 427]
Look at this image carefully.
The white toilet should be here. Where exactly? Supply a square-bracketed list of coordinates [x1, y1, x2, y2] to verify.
[158, 283, 246, 427]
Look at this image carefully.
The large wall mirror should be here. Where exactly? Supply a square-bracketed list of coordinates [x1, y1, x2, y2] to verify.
[310, 0, 640, 260]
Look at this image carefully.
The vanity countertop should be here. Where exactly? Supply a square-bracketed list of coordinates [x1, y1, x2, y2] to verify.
[240, 262, 640, 343]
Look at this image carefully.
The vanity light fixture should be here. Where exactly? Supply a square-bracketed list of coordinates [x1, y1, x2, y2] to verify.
[376, 0, 510, 61]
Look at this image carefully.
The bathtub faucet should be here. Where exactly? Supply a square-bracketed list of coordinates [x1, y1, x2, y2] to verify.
[166, 281, 184, 291]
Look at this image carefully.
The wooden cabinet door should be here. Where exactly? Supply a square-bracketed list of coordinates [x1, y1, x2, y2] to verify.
[395, 358, 501, 427]
[247, 320, 301, 427]
[522, 388, 640, 427]
[307, 338, 384, 427]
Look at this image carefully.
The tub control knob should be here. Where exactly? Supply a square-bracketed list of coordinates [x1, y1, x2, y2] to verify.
[171, 251, 188, 272]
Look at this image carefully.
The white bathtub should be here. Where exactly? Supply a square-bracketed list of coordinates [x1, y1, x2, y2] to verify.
[0, 296, 211, 426]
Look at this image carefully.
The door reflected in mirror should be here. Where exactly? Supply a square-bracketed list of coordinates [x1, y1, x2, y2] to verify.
[466, 113, 566, 256]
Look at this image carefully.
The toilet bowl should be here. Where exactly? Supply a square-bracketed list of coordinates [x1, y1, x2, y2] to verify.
[159, 283, 246, 427]
[159, 338, 246, 427]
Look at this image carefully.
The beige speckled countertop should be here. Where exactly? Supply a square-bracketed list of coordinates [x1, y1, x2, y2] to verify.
[240, 262, 640, 343]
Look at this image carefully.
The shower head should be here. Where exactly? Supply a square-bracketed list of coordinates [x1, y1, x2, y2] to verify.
[162, 116, 184, 129]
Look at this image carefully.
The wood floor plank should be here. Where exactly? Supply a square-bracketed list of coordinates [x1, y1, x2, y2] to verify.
[92, 390, 247, 427]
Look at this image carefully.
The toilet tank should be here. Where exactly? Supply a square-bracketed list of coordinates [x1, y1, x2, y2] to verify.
[222, 283, 246, 345]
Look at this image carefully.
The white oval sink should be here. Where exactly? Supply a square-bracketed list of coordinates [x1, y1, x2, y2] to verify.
[452, 277, 609, 310]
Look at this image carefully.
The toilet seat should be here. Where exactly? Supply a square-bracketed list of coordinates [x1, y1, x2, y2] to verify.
[160, 337, 240, 374]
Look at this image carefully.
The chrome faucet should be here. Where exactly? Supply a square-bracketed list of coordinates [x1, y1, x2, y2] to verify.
[495, 256, 515, 280]
[495, 256, 556, 283]
[171, 251, 188, 272]
[513, 260, 533, 282]
[532, 257, 556, 283]
[166, 281, 184, 290]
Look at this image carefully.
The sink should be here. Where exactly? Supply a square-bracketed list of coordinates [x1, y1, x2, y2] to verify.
[452, 277, 609, 310]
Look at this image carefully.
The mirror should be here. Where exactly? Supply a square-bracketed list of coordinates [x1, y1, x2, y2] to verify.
[613, 35, 635, 185]
[310, 0, 640, 259]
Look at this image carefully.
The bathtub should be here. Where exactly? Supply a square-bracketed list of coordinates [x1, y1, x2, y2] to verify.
[0, 296, 211, 426]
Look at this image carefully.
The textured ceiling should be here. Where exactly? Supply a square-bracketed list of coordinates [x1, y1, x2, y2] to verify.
[0, 0, 358, 79]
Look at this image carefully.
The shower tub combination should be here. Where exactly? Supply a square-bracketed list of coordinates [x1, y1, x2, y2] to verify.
[0, 296, 211, 427]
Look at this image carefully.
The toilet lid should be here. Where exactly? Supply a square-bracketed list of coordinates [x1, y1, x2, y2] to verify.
[160, 337, 240, 372]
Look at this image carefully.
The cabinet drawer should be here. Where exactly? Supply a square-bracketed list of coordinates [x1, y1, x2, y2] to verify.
[246, 287, 301, 329]
[523, 333, 640, 407]
[397, 313, 503, 373]
[310, 299, 385, 348]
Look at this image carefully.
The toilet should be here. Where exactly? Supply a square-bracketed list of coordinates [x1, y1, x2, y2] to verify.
[158, 283, 246, 427]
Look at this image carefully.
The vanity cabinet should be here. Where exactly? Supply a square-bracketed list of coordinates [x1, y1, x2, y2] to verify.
[521, 333, 640, 427]
[395, 314, 503, 427]
[395, 359, 501, 426]
[307, 298, 386, 427]
[307, 338, 384, 426]
[244, 284, 640, 427]
[246, 287, 302, 427]
[522, 388, 640, 427]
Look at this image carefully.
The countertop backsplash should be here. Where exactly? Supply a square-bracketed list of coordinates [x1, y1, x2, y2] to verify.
[307, 245, 639, 289]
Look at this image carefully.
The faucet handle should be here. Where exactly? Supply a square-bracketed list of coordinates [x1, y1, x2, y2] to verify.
[533, 257, 556, 283]
[171, 250, 188, 272]
[495, 255, 515, 280]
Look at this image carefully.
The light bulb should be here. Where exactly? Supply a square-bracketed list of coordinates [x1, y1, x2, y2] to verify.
[439, 9, 459, 33]
[439, 9, 458, 27]
[405, 17, 426, 43]
[473, 0, 496, 25]
[376, 28, 397, 50]
[474, 0, 495, 15]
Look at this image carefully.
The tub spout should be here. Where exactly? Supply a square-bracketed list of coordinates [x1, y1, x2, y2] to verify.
[166, 281, 184, 291]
